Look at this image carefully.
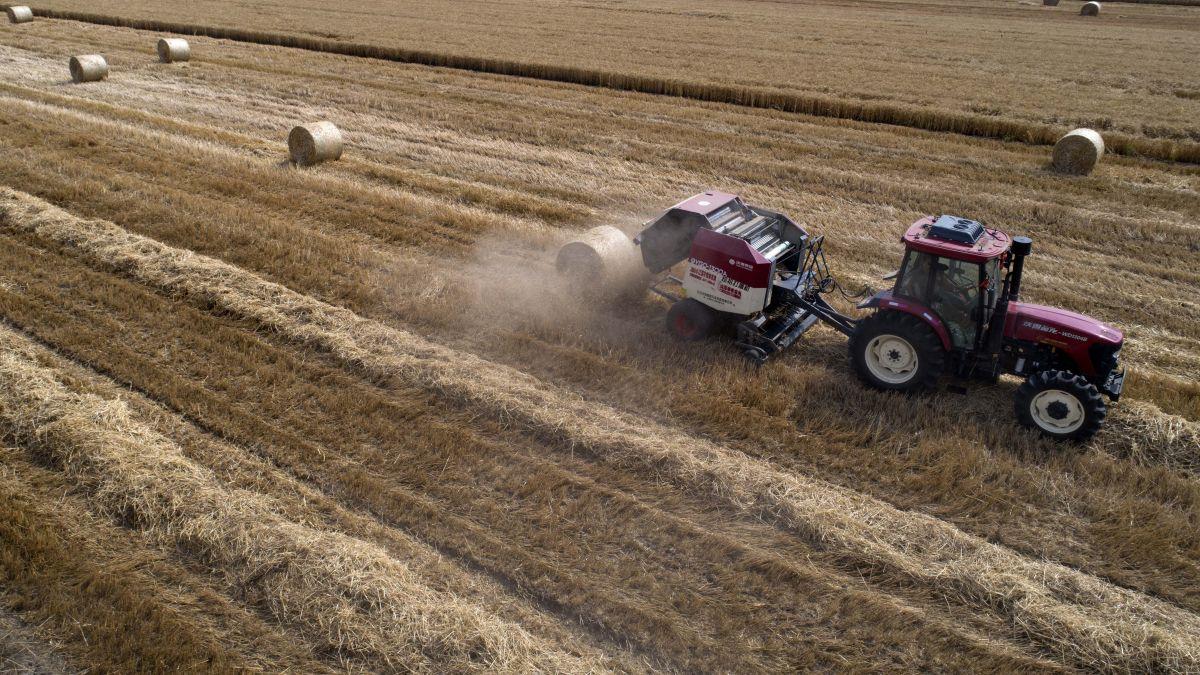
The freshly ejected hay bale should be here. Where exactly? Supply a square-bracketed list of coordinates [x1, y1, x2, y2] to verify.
[288, 121, 343, 166]
[1053, 128, 1105, 175]
[1081, 1, 1100, 15]
[556, 225, 650, 301]
[156, 37, 190, 63]
[5, 5, 33, 23]
[69, 54, 108, 83]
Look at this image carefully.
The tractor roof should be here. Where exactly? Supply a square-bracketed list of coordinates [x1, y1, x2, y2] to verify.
[903, 215, 1011, 263]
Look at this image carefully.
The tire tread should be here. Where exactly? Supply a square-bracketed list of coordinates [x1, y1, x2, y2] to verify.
[1014, 370, 1106, 442]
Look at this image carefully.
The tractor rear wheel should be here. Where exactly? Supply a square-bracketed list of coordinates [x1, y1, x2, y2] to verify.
[667, 298, 717, 341]
[850, 311, 945, 391]
[1015, 370, 1106, 441]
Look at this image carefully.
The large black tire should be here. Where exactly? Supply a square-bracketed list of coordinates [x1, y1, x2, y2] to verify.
[1014, 370, 1106, 442]
[667, 298, 717, 341]
[850, 311, 945, 392]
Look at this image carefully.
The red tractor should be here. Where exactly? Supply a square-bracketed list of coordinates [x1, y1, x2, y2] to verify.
[852, 214, 1123, 440]
[558, 191, 1125, 441]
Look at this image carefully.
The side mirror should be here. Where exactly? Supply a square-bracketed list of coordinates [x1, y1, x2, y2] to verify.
[881, 270, 899, 281]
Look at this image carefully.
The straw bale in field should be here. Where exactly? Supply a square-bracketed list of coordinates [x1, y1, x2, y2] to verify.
[288, 121, 342, 166]
[556, 225, 649, 300]
[157, 38, 190, 63]
[5, 6, 33, 23]
[69, 55, 108, 83]
[1053, 128, 1104, 174]
[1081, 1, 1101, 15]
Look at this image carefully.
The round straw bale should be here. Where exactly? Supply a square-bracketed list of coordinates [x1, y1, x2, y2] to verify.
[556, 225, 649, 301]
[1080, 1, 1100, 15]
[157, 37, 190, 63]
[69, 55, 108, 83]
[288, 121, 343, 166]
[1052, 128, 1104, 175]
[5, 6, 33, 23]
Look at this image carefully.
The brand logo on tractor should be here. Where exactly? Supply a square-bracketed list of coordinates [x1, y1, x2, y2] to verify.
[727, 257, 754, 271]
[1023, 321, 1086, 342]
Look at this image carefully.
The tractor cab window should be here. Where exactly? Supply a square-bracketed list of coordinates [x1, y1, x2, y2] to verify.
[929, 258, 981, 349]
[893, 251, 983, 349]
[894, 250, 933, 301]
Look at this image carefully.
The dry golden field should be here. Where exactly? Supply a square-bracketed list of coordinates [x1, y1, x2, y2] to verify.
[24, 0, 1200, 156]
[0, 2, 1198, 672]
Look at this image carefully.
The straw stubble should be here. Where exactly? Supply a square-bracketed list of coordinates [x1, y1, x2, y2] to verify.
[2, 188, 1197, 673]
[0, 323, 583, 672]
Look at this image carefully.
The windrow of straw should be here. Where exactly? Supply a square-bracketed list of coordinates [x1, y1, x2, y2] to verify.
[1106, 401, 1200, 474]
[2, 188, 1197, 672]
[0, 454, 311, 672]
[0, 322, 583, 673]
[20, 7, 1200, 164]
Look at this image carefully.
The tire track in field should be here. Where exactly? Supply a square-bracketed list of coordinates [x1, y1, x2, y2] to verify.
[3, 189, 1197, 671]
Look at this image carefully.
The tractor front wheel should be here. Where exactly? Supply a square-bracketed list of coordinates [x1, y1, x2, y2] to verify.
[667, 298, 717, 341]
[1015, 370, 1106, 442]
[850, 311, 945, 391]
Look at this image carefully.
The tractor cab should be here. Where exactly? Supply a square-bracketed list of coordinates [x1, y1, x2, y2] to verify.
[890, 215, 1010, 351]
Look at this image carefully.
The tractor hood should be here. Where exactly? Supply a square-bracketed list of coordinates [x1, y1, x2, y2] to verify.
[1007, 302, 1123, 347]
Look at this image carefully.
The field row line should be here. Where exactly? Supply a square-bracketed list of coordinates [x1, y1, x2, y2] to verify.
[16, 7, 1200, 164]
[1, 187, 1196, 671]
[0, 321, 589, 673]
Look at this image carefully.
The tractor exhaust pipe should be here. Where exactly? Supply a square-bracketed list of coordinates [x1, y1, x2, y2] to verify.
[1008, 236, 1033, 301]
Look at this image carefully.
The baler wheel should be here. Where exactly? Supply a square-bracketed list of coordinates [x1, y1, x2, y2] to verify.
[850, 311, 945, 391]
[667, 298, 717, 341]
[1014, 370, 1106, 442]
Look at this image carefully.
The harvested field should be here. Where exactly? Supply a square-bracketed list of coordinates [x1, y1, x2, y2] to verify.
[0, 8, 1197, 673]
[20, 0, 1200, 157]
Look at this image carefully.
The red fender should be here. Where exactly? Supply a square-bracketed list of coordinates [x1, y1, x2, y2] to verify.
[858, 290, 953, 351]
